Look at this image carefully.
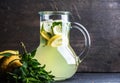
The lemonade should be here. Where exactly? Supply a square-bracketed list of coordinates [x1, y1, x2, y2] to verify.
[35, 46, 79, 80]
[34, 20, 80, 80]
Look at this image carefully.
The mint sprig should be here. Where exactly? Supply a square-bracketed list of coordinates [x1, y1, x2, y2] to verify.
[0, 42, 55, 83]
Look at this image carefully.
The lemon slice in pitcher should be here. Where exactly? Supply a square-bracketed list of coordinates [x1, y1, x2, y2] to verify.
[40, 31, 51, 40]
[47, 35, 62, 47]
[53, 24, 62, 35]
[43, 21, 52, 33]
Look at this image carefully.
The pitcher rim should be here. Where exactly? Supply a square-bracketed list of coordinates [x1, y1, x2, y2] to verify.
[38, 11, 70, 15]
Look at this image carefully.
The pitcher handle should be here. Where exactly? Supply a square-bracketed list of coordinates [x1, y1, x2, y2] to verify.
[71, 22, 91, 61]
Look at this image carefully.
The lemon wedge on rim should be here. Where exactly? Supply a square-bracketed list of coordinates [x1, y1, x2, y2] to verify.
[47, 35, 62, 47]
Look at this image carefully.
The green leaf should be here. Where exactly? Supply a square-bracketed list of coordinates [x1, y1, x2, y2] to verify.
[30, 50, 36, 58]
[2, 43, 55, 83]
[52, 22, 62, 27]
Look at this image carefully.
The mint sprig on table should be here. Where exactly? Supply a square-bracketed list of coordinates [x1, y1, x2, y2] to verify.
[0, 43, 55, 83]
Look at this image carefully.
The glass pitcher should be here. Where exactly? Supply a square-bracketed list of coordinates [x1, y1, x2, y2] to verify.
[34, 11, 91, 81]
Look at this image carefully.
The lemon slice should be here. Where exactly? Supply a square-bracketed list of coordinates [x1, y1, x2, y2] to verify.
[53, 24, 62, 35]
[47, 35, 62, 47]
[0, 50, 19, 55]
[40, 31, 50, 40]
[43, 21, 52, 33]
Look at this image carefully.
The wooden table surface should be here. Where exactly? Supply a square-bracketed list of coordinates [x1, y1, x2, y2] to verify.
[55, 73, 120, 83]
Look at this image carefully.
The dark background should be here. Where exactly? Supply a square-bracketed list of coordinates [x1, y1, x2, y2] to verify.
[0, 0, 120, 72]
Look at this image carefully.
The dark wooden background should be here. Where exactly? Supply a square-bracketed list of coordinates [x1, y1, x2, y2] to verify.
[0, 0, 120, 72]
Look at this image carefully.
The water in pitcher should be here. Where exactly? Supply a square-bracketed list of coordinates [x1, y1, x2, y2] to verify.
[34, 20, 80, 80]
